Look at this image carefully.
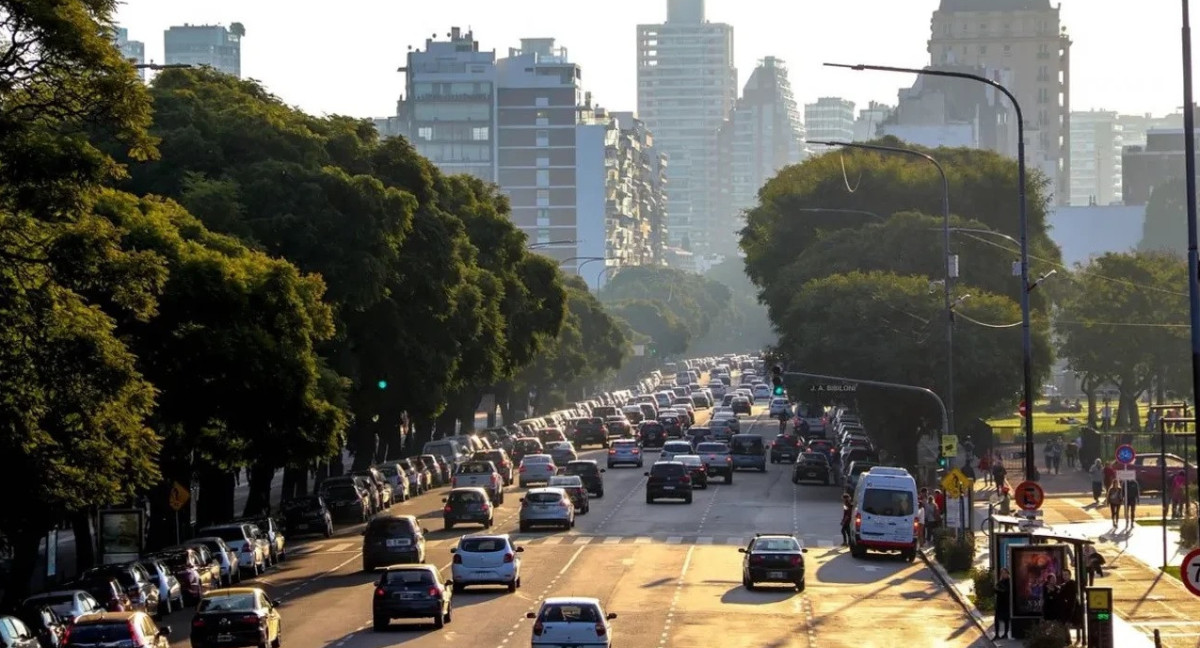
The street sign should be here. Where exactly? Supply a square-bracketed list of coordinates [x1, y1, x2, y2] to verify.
[168, 481, 190, 511]
[1180, 548, 1200, 597]
[941, 467, 972, 497]
[945, 496, 969, 528]
[940, 435, 958, 457]
[632, 344, 645, 357]
[1115, 470, 1137, 482]
[1014, 480, 1045, 511]
[1115, 444, 1136, 465]
[1018, 400, 1027, 417]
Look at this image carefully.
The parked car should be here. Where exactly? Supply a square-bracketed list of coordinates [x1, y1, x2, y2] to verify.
[0, 615, 41, 648]
[194, 523, 267, 577]
[66, 576, 131, 613]
[145, 548, 215, 606]
[61, 611, 170, 648]
[77, 563, 160, 619]
[280, 495, 334, 539]
[20, 591, 102, 625]
[319, 481, 371, 523]
[134, 559, 184, 616]
[186, 537, 241, 587]
[13, 604, 66, 648]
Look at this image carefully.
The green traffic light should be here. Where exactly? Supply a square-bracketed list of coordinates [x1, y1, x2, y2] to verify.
[773, 385, 785, 396]
[377, 380, 388, 390]
[938, 457, 948, 468]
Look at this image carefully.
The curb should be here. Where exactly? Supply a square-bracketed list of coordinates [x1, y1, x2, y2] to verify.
[919, 547, 999, 647]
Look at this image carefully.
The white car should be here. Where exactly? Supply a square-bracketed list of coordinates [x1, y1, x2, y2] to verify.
[752, 384, 772, 401]
[518, 454, 558, 487]
[450, 534, 523, 593]
[660, 440, 693, 462]
[769, 398, 791, 417]
[527, 597, 616, 647]
[196, 523, 267, 575]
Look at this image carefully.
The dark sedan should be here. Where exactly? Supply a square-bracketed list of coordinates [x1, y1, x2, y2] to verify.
[792, 452, 833, 486]
[372, 565, 453, 630]
[188, 588, 281, 648]
[741, 534, 806, 591]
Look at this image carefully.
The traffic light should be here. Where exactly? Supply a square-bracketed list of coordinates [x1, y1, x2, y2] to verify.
[771, 374, 784, 396]
[938, 456, 948, 468]
[377, 379, 388, 390]
[773, 385, 785, 397]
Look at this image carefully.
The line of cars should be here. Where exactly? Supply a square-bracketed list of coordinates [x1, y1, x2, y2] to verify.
[788, 405, 882, 491]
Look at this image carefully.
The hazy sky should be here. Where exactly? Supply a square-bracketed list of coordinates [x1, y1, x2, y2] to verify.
[115, 0, 1188, 120]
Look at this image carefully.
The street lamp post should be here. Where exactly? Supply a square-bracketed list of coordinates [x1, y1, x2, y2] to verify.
[1181, 0, 1200, 473]
[132, 63, 192, 70]
[809, 139, 956, 440]
[595, 265, 621, 291]
[527, 240, 580, 250]
[826, 61, 1038, 481]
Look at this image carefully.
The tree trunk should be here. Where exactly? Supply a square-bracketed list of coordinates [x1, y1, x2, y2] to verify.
[1085, 386, 1097, 429]
[282, 466, 309, 500]
[413, 418, 435, 451]
[348, 421, 378, 471]
[69, 510, 96, 575]
[434, 410, 457, 438]
[243, 463, 276, 516]
[197, 468, 235, 527]
[2, 525, 45, 607]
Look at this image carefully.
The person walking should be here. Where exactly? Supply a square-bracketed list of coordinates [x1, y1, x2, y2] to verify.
[1172, 471, 1187, 519]
[840, 493, 853, 546]
[1125, 478, 1141, 527]
[979, 453, 992, 486]
[1103, 461, 1117, 492]
[1089, 459, 1104, 504]
[993, 567, 1012, 640]
[1050, 438, 1063, 475]
[1065, 439, 1079, 470]
[1107, 483, 1124, 528]
[1060, 569, 1082, 643]
[1043, 441, 1054, 474]
[1084, 546, 1106, 586]
[925, 494, 942, 545]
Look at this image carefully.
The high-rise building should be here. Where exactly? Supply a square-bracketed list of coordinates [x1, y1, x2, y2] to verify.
[609, 112, 669, 270]
[804, 98, 855, 148]
[164, 23, 244, 78]
[1069, 110, 1122, 206]
[853, 102, 895, 142]
[114, 27, 146, 79]
[397, 27, 497, 183]
[637, 0, 738, 256]
[880, 66, 1017, 153]
[927, 0, 1072, 205]
[721, 57, 806, 233]
[1118, 112, 1186, 149]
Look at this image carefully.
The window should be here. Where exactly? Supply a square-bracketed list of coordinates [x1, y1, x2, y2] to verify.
[536, 189, 549, 207]
[535, 129, 549, 147]
[471, 127, 489, 141]
[536, 156, 549, 168]
[535, 97, 549, 107]
[417, 127, 432, 141]
[1038, 88, 1049, 104]
[536, 110, 550, 126]
[536, 209, 550, 227]
[978, 45, 987, 55]
[861, 488, 914, 517]
[1003, 45, 1012, 56]
[536, 169, 550, 187]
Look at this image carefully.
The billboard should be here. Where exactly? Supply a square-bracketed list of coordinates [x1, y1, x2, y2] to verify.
[1009, 544, 1068, 618]
[994, 532, 1032, 578]
[98, 508, 145, 565]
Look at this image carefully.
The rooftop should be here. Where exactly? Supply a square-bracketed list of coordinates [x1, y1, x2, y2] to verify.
[938, 0, 1052, 10]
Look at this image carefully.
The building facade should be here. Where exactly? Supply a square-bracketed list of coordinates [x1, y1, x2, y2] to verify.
[853, 102, 895, 142]
[608, 112, 669, 271]
[1069, 110, 1122, 206]
[880, 65, 1017, 154]
[721, 57, 806, 233]
[927, 0, 1072, 205]
[804, 97, 855, 148]
[114, 27, 145, 78]
[163, 23, 244, 77]
[637, 0, 738, 256]
[1122, 129, 1199, 206]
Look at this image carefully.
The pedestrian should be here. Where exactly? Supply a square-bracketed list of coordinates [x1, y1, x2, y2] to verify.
[916, 498, 927, 547]
[1043, 441, 1054, 473]
[1103, 461, 1116, 492]
[979, 453, 992, 486]
[992, 458, 1007, 491]
[1060, 569, 1082, 643]
[925, 494, 942, 545]
[1084, 546, 1106, 586]
[1065, 439, 1079, 469]
[1107, 484, 1123, 528]
[1042, 572, 1062, 622]
[840, 493, 853, 546]
[1125, 478, 1141, 527]
[1171, 471, 1187, 519]
[1051, 439, 1063, 474]
[1089, 459, 1104, 504]
[993, 567, 1012, 640]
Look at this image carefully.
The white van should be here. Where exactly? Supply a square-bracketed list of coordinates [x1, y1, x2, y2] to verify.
[849, 466, 919, 561]
[422, 439, 469, 467]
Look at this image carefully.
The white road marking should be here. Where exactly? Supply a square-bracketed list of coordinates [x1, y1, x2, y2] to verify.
[727, 536, 745, 546]
[634, 537, 654, 544]
[326, 542, 353, 552]
[540, 536, 563, 545]
[658, 545, 695, 647]
[603, 536, 622, 544]
[696, 536, 713, 545]
[667, 536, 683, 544]
[572, 536, 592, 545]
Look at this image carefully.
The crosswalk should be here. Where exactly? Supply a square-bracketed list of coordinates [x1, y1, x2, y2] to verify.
[290, 533, 841, 555]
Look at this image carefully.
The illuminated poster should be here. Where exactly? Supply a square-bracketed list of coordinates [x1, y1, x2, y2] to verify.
[1009, 544, 1068, 618]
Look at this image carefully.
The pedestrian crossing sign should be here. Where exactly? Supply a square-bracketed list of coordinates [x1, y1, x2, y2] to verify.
[941, 467, 972, 497]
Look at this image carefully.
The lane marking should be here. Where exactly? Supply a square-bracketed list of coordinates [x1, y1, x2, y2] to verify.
[326, 542, 353, 552]
[634, 537, 653, 544]
[499, 545, 588, 647]
[727, 536, 745, 546]
[658, 545, 695, 647]
[277, 551, 362, 599]
[694, 478, 721, 533]
[667, 536, 683, 544]
[603, 536, 622, 544]
[696, 537, 713, 545]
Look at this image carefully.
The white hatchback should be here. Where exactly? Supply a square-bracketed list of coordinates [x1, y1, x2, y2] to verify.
[660, 440, 694, 462]
[518, 454, 558, 487]
[527, 596, 616, 647]
[450, 534, 523, 593]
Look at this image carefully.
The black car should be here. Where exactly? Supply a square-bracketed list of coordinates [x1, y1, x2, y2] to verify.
[372, 565, 453, 630]
[78, 564, 160, 619]
[14, 604, 66, 648]
[792, 452, 832, 485]
[770, 434, 802, 464]
[571, 417, 608, 448]
[731, 398, 752, 416]
[361, 515, 427, 572]
[510, 438, 543, 465]
[644, 462, 693, 504]
[639, 422, 667, 449]
[740, 533, 806, 591]
[658, 416, 684, 439]
[562, 460, 605, 497]
[442, 487, 494, 530]
[189, 588, 280, 648]
[321, 482, 370, 522]
[280, 495, 334, 538]
[685, 427, 711, 450]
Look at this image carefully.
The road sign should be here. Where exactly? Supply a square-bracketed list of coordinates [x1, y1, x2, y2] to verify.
[168, 481, 190, 511]
[1014, 480, 1045, 511]
[1018, 400, 1027, 417]
[632, 344, 645, 357]
[945, 496, 969, 528]
[1180, 548, 1200, 597]
[940, 435, 958, 457]
[941, 467, 972, 497]
[1115, 470, 1137, 482]
[1115, 444, 1136, 465]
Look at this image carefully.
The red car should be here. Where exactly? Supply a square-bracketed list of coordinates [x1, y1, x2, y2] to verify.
[1130, 453, 1195, 492]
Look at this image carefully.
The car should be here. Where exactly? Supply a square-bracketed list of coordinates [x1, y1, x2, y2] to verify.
[519, 487, 576, 531]
[361, 515, 428, 572]
[63, 611, 169, 648]
[545, 441, 579, 467]
[770, 434, 802, 463]
[194, 524, 267, 577]
[570, 417, 608, 448]
[518, 454, 558, 487]
[135, 558, 185, 616]
[768, 398, 791, 418]
[472, 449, 516, 486]
[639, 422, 667, 449]
[696, 441, 734, 484]
[14, 604, 67, 648]
[79, 563, 161, 619]
[752, 384, 772, 401]
[510, 437, 544, 465]
[657, 415, 685, 439]
[525, 597, 616, 648]
[23, 592, 103, 626]
[674, 454, 709, 488]
[442, 487, 495, 530]
[183, 538, 240, 588]
[607, 440, 644, 468]
[730, 397, 752, 416]
[730, 434, 767, 472]
[450, 460, 506, 505]
[709, 417, 739, 440]
[603, 418, 631, 439]
[236, 517, 285, 565]
[792, 452, 833, 485]
[844, 460, 881, 492]
[67, 575, 132, 613]
[189, 588, 280, 648]
[143, 549, 215, 606]
[372, 565, 453, 630]
[848, 466, 919, 561]
[740, 533, 807, 591]
[0, 614, 42, 648]
[450, 534, 523, 593]
[562, 460, 605, 497]
[660, 440, 694, 462]
[644, 461, 693, 503]
[548, 475, 590, 514]
[279, 495, 334, 539]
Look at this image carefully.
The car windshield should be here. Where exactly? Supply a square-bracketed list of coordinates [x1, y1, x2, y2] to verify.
[731, 438, 761, 452]
[549, 477, 583, 487]
[67, 623, 134, 643]
[676, 456, 702, 467]
[651, 464, 685, 477]
[664, 443, 690, 451]
[526, 492, 563, 504]
[862, 488, 915, 516]
[459, 538, 507, 553]
[368, 520, 415, 537]
[801, 453, 827, 463]
[199, 593, 257, 612]
[283, 497, 322, 512]
[754, 538, 800, 552]
[696, 443, 728, 454]
[458, 463, 492, 475]
[324, 485, 358, 499]
[540, 603, 601, 623]
[30, 596, 75, 618]
[851, 463, 879, 476]
[449, 491, 484, 503]
[564, 463, 595, 475]
[523, 455, 552, 464]
[383, 570, 434, 586]
[514, 440, 541, 451]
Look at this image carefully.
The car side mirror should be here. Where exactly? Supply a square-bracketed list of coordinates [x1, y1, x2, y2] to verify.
[525, 612, 537, 619]
[442, 497, 447, 502]
[801, 548, 808, 554]
[606, 612, 617, 620]
[519, 498, 525, 503]
[599, 468, 606, 473]
[449, 548, 457, 554]
[738, 548, 746, 553]
[361, 530, 366, 536]
[643, 472, 649, 477]
[515, 546, 525, 552]
[444, 580, 453, 587]
[271, 598, 282, 606]
[159, 626, 171, 638]
[421, 528, 429, 535]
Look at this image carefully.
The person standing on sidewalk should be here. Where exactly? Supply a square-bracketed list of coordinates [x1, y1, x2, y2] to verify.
[1065, 439, 1079, 470]
[993, 567, 1012, 640]
[1171, 471, 1187, 519]
[840, 493, 853, 546]
[1107, 483, 1123, 528]
[925, 494, 943, 545]
[1084, 545, 1106, 585]
[1089, 459, 1104, 504]
[1103, 461, 1117, 491]
[1043, 441, 1054, 474]
[1051, 438, 1063, 474]
[1124, 479, 1141, 527]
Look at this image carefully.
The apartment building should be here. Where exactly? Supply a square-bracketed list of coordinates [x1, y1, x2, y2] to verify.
[1069, 110, 1122, 206]
[804, 97, 855, 148]
[164, 23, 244, 78]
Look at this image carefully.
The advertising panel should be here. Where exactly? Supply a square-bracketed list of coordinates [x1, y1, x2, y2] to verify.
[1009, 544, 1068, 618]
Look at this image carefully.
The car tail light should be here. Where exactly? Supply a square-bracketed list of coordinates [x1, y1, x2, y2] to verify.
[241, 614, 261, 624]
[726, 457, 732, 463]
[913, 517, 921, 532]
[453, 554, 462, 564]
[503, 553, 515, 563]
[127, 620, 139, 640]
[532, 621, 545, 636]
[444, 505, 453, 513]
[548, 464, 556, 472]
[633, 449, 640, 454]
[790, 556, 801, 567]
[595, 622, 607, 636]
[681, 475, 691, 484]
[428, 587, 440, 597]
[375, 587, 386, 597]
[751, 555, 764, 564]
[609, 449, 616, 455]
[451, 477, 457, 487]
[192, 618, 205, 627]
[855, 512, 862, 531]
[519, 465, 527, 473]
[61, 627, 72, 645]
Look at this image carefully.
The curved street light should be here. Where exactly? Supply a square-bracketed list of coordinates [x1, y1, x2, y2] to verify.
[527, 240, 580, 250]
[595, 264, 622, 291]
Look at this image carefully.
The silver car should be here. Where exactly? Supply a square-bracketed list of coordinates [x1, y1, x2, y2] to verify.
[190, 536, 241, 586]
[545, 441, 578, 466]
[661, 440, 693, 462]
[518, 454, 558, 487]
[518, 487, 575, 531]
[136, 557, 185, 614]
[607, 440, 644, 468]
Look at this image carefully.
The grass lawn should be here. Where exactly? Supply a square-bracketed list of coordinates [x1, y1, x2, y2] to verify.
[1135, 518, 1183, 527]
[1163, 565, 1182, 581]
[986, 401, 1157, 435]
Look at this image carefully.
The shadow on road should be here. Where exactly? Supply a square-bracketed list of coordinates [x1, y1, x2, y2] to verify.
[446, 588, 511, 608]
[814, 552, 910, 584]
[719, 585, 797, 605]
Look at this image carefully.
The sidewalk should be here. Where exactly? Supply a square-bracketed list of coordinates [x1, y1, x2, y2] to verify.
[925, 475, 1155, 647]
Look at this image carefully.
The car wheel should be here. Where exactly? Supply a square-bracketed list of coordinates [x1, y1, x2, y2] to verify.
[362, 562, 372, 573]
[796, 579, 806, 592]
[520, 522, 530, 532]
[742, 576, 754, 590]
[325, 524, 334, 538]
[485, 518, 494, 528]
[508, 579, 517, 593]
[373, 617, 387, 632]
[646, 495, 654, 504]
[726, 474, 733, 485]
[759, 465, 767, 473]
[596, 490, 604, 499]
[452, 583, 463, 595]
[685, 495, 693, 503]
[444, 522, 454, 531]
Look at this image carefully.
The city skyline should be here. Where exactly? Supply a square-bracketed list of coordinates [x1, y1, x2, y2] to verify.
[115, 0, 1190, 122]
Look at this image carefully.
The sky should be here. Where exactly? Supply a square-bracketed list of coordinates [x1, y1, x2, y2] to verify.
[114, 0, 1189, 120]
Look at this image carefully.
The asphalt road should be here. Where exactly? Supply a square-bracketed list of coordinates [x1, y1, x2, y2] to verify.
[161, 404, 990, 648]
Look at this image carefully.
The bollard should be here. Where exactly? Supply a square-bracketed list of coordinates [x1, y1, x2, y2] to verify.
[1154, 628, 1162, 648]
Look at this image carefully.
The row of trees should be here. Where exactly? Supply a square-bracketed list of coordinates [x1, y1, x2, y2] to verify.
[739, 138, 1058, 462]
[0, 1, 629, 600]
